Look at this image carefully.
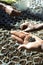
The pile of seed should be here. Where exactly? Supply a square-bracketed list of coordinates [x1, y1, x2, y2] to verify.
[0, 8, 43, 65]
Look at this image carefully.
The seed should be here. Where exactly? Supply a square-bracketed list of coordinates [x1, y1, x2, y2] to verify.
[3, 57, 9, 63]
[26, 61, 33, 65]
[8, 52, 14, 59]
[33, 57, 42, 64]
[1, 48, 8, 55]
[8, 61, 15, 65]
[0, 54, 4, 60]
[11, 56, 19, 62]
[0, 61, 2, 65]
[9, 46, 15, 51]
[29, 37, 36, 42]
[19, 59, 26, 65]
[20, 55, 26, 59]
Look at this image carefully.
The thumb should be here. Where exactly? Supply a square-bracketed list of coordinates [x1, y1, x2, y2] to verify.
[18, 44, 26, 49]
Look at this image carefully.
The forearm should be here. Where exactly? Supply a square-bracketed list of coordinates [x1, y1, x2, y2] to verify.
[35, 23, 43, 29]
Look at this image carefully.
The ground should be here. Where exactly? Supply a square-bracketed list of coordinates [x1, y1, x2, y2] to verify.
[0, 5, 43, 65]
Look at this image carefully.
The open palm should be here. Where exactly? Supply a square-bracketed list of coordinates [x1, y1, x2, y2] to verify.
[11, 31, 43, 50]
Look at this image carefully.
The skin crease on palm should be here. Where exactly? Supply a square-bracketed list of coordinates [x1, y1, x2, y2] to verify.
[11, 30, 43, 50]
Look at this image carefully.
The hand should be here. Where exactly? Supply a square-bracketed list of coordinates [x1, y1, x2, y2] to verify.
[20, 22, 43, 32]
[11, 31, 43, 50]
[0, 3, 21, 16]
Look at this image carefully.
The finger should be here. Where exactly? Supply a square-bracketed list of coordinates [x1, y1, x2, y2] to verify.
[23, 27, 31, 32]
[20, 22, 29, 30]
[11, 35, 23, 44]
[18, 43, 34, 50]
[18, 41, 43, 51]
[11, 31, 25, 39]
[20, 22, 34, 31]
[18, 44, 26, 49]
[20, 24, 28, 30]
[18, 44, 35, 51]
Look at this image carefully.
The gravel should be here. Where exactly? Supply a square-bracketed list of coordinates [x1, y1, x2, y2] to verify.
[0, 6, 43, 65]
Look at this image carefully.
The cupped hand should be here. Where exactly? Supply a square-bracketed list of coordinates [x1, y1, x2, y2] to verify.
[11, 31, 43, 50]
[20, 22, 43, 32]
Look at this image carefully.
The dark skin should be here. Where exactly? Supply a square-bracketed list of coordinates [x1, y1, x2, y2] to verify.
[11, 31, 43, 51]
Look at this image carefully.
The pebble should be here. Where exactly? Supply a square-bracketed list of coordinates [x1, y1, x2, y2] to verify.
[3, 57, 9, 63]
[19, 59, 26, 65]
[0, 60, 2, 65]
[29, 37, 36, 42]
[33, 57, 42, 64]
[1, 48, 9, 55]
[11, 56, 19, 62]
[20, 55, 26, 59]
[26, 61, 33, 65]
[8, 61, 15, 65]
[0, 54, 4, 60]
